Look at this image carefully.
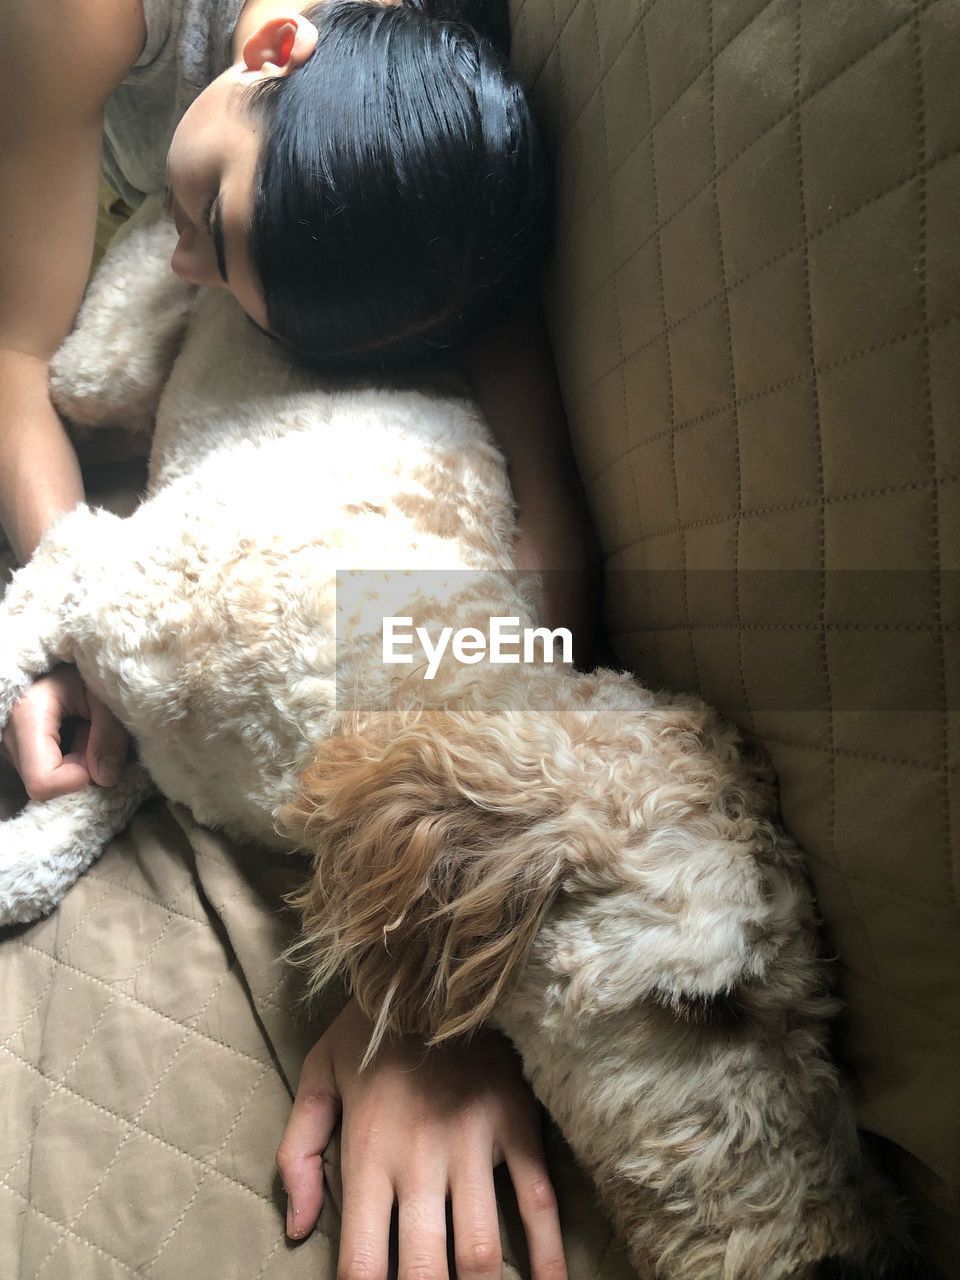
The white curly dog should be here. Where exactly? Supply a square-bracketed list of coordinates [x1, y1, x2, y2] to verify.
[0, 200, 902, 1279]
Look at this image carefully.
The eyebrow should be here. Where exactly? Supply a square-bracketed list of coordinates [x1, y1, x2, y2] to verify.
[210, 194, 229, 284]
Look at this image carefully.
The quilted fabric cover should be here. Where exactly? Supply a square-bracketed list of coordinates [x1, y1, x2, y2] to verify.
[508, 0, 960, 1272]
[0, 467, 636, 1278]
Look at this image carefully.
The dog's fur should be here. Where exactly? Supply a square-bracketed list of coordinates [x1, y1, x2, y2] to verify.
[0, 199, 904, 1278]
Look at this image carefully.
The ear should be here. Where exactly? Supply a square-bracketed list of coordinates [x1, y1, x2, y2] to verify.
[278, 704, 594, 1065]
[279, 672, 787, 1065]
[241, 14, 318, 75]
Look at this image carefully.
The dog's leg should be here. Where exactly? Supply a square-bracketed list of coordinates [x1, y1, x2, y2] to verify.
[492, 917, 903, 1280]
[0, 506, 154, 925]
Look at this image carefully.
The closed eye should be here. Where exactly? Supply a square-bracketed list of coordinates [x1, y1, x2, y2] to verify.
[205, 192, 229, 284]
[201, 191, 216, 234]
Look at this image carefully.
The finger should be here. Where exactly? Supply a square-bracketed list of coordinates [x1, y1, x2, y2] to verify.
[62, 720, 92, 768]
[45, 666, 93, 720]
[277, 1046, 341, 1240]
[338, 1165, 394, 1280]
[449, 1162, 503, 1280]
[85, 690, 130, 787]
[12, 702, 91, 801]
[397, 1175, 449, 1280]
[504, 1145, 567, 1280]
[7, 671, 93, 800]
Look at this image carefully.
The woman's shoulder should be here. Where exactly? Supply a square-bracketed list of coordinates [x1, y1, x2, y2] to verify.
[1, 0, 145, 114]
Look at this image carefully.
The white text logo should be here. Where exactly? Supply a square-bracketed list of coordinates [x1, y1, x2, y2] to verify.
[382, 616, 573, 679]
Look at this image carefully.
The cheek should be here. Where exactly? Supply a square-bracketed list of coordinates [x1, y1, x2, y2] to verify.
[165, 127, 193, 201]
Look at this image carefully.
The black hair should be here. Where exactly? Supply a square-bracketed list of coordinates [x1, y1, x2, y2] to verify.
[247, 0, 552, 374]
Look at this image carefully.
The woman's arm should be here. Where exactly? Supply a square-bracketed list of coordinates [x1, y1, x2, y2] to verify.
[0, 0, 143, 561]
[462, 295, 601, 665]
[0, 0, 143, 794]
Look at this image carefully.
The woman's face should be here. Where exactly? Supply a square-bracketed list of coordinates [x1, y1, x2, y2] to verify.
[164, 12, 321, 328]
[166, 69, 268, 326]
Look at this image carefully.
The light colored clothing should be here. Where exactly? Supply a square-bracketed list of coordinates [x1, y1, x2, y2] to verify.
[102, 0, 246, 207]
[93, 179, 132, 269]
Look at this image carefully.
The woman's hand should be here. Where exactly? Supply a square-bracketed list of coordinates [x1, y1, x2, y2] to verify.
[277, 999, 568, 1279]
[0, 665, 129, 799]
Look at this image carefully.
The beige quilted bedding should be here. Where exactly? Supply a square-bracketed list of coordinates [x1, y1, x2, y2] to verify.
[0, 788, 623, 1280]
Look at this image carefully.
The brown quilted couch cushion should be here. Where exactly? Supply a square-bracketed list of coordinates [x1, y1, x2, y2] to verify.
[508, 0, 960, 1272]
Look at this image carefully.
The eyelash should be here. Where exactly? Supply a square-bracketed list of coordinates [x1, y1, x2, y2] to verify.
[202, 193, 216, 234]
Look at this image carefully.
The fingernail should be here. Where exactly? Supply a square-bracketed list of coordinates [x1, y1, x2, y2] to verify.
[286, 1197, 300, 1238]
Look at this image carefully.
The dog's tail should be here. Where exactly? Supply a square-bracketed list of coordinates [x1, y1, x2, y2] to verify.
[0, 764, 155, 927]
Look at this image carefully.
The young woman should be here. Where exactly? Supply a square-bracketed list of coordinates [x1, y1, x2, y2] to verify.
[0, 1, 596, 1274]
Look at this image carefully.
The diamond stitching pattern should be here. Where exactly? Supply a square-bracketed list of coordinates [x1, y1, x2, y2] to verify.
[564, 153, 960, 414]
[510, 0, 960, 1248]
[0, 813, 343, 1279]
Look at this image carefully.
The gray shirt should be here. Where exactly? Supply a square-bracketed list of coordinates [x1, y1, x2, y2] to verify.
[102, 0, 247, 207]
